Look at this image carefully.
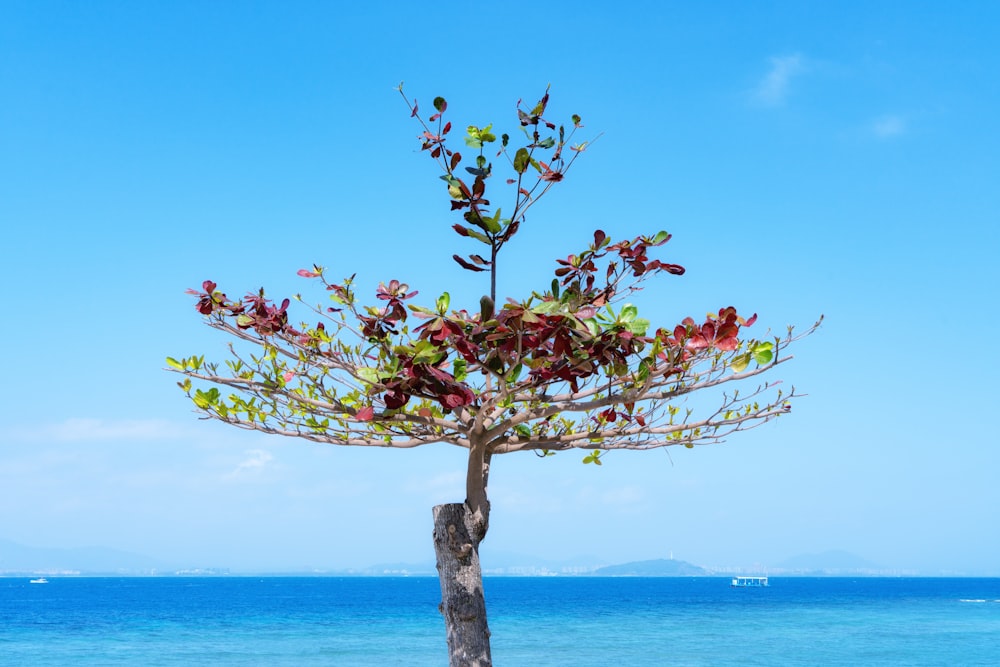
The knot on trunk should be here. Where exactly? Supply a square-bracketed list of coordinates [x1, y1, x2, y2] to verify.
[446, 523, 474, 561]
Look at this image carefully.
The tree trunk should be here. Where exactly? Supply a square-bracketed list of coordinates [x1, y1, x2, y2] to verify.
[432, 502, 492, 667]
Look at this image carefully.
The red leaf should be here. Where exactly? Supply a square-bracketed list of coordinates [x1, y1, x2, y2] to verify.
[356, 406, 375, 421]
[686, 335, 710, 350]
[715, 337, 739, 351]
[442, 393, 465, 409]
[297, 269, 320, 278]
[453, 255, 487, 272]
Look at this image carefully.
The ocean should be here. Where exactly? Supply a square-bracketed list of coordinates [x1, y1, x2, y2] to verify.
[2, 576, 998, 665]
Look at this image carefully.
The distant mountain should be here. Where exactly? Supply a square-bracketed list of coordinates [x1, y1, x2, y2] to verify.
[1, 537, 909, 577]
[0, 538, 170, 575]
[776, 550, 884, 573]
[591, 558, 707, 577]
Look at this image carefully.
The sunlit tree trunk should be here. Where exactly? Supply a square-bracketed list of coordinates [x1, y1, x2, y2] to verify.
[433, 501, 491, 666]
[433, 441, 492, 666]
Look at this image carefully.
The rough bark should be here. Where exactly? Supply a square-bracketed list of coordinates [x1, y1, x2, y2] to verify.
[432, 501, 491, 667]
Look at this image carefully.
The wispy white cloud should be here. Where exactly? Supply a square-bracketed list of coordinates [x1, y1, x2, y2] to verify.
[753, 54, 806, 107]
[225, 448, 274, 480]
[871, 114, 907, 138]
[9, 418, 183, 442]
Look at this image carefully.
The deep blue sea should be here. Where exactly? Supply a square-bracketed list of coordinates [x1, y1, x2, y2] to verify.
[2, 576, 998, 665]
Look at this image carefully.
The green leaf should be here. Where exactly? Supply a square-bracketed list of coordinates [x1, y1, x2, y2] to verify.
[436, 292, 450, 313]
[166, 357, 185, 371]
[619, 304, 638, 323]
[464, 130, 483, 149]
[484, 209, 503, 234]
[651, 230, 670, 244]
[236, 314, 253, 328]
[537, 137, 555, 149]
[193, 388, 220, 409]
[514, 424, 532, 438]
[506, 363, 523, 383]
[513, 147, 530, 174]
[531, 300, 562, 315]
[731, 353, 751, 373]
[752, 341, 775, 365]
[356, 368, 380, 385]
[433, 96, 447, 112]
[453, 358, 467, 383]
[628, 317, 650, 336]
[463, 227, 491, 244]
[571, 114, 581, 125]
[636, 358, 650, 382]
[412, 340, 444, 365]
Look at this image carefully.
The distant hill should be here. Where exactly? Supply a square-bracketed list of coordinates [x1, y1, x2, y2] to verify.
[0, 538, 170, 575]
[3, 537, 912, 577]
[591, 558, 707, 576]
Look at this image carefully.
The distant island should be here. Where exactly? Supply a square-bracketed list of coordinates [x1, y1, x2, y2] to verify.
[0, 538, 937, 577]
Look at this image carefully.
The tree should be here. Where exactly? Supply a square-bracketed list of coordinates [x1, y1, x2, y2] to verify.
[167, 86, 819, 666]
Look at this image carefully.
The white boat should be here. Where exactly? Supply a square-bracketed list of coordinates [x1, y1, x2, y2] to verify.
[29, 577, 49, 584]
[731, 576, 768, 587]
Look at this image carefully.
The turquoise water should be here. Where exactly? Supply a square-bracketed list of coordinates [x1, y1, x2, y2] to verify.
[2, 577, 998, 665]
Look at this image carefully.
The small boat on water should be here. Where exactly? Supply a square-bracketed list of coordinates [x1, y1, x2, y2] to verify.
[731, 576, 768, 587]
[29, 578, 49, 584]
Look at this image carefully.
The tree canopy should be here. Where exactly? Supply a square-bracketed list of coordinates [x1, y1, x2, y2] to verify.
[168, 87, 816, 469]
[167, 86, 819, 665]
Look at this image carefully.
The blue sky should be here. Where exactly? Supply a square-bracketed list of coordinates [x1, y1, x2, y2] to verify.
[2, 1, 998, 574]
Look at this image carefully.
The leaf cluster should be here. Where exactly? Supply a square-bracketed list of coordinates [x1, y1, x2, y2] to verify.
[168, 89, 820, 461]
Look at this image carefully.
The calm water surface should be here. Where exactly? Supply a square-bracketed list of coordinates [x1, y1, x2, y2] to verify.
[2, 577, 998, 665]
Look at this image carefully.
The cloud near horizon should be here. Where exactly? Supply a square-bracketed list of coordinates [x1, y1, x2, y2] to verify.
[753, 54, 806, 106]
